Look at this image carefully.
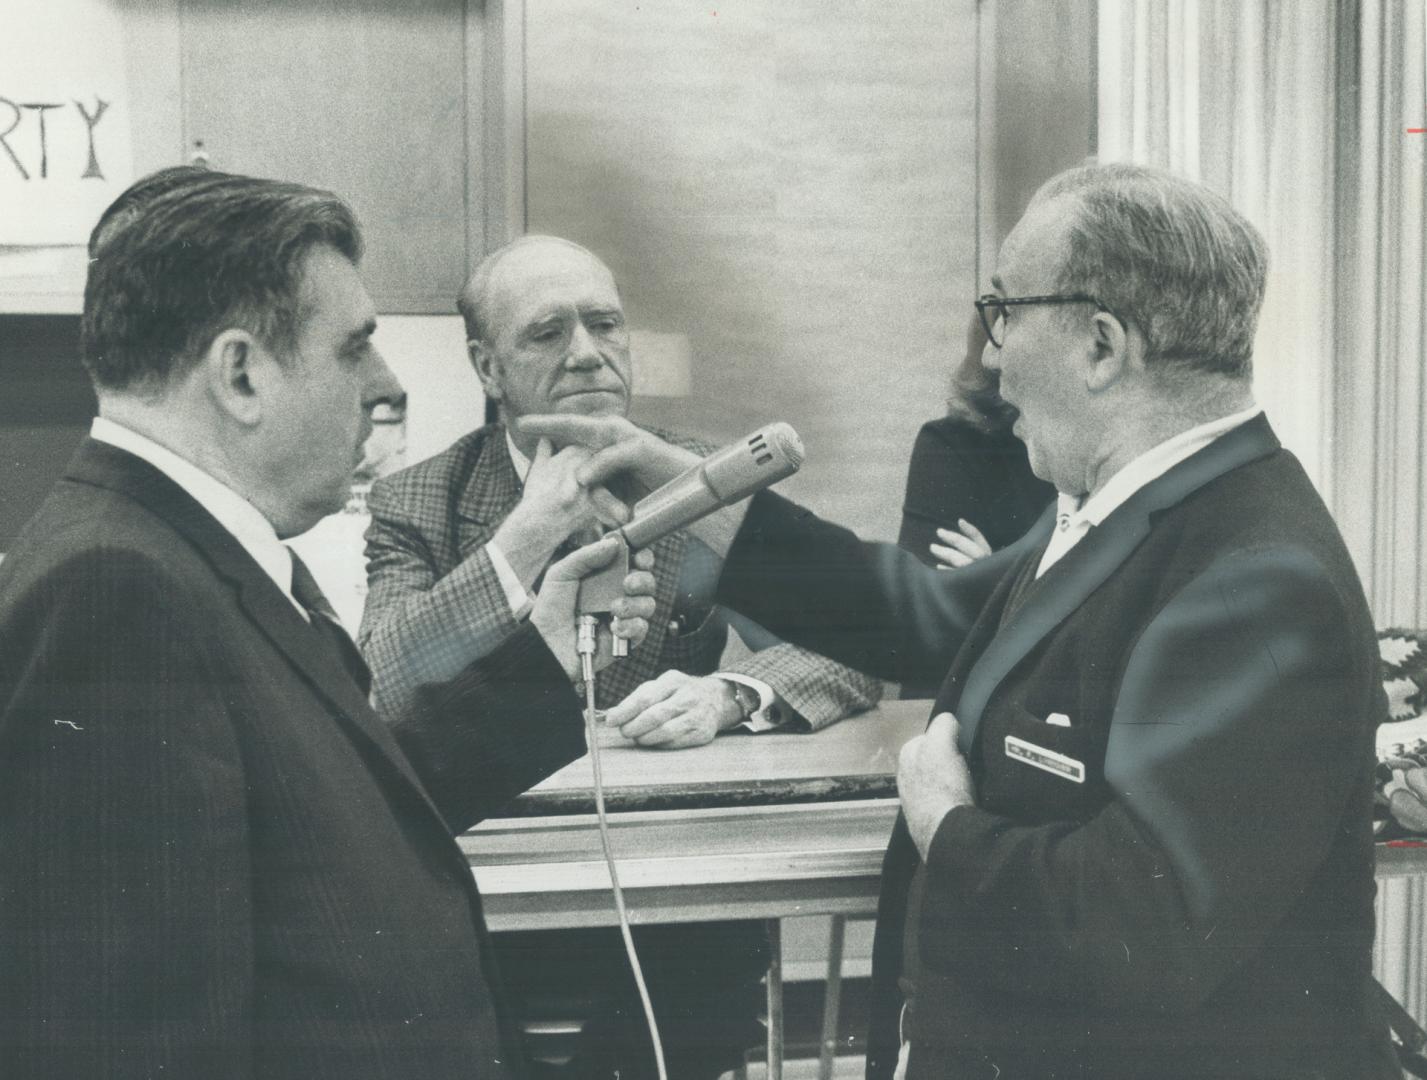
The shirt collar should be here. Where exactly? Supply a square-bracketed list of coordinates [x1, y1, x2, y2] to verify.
[1063, 403, 1264, 529]
[505, 428, 532, 484]
[90, 416, 299, 609]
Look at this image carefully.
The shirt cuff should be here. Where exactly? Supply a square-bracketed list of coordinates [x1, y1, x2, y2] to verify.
[486, 540, 534, 621]
[715, 672, 784, 731]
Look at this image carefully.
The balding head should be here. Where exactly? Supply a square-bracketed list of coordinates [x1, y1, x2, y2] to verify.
[983, 162, 1262, 497]
[458, 235, 611, 345]
[460, 236, 632, 452]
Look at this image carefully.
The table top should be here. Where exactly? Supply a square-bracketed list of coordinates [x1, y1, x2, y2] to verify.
[496, 697, 932, 816]
[468, 702, 929, 926]
[474, 697, 1427, 882]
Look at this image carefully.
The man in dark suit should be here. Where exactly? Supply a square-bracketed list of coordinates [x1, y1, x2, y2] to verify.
[360, 235, 879, 1077]
[525, 163, 1398, 1079]
[0, 173, 655, 1079]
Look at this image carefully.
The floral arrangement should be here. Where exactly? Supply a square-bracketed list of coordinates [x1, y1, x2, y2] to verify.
[1375, 629, 1427, 838]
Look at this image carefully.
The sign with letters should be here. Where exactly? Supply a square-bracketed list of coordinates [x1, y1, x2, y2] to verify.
[0, 0, 134, 245]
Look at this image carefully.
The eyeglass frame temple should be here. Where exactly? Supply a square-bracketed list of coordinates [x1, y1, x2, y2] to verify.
[974, 293, 1110, 348]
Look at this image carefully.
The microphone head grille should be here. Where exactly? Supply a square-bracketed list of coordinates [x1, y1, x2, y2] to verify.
[766, 422, 805, 471]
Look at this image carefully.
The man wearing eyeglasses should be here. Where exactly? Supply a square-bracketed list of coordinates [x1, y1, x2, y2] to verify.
[525, 161, 1396, 1079]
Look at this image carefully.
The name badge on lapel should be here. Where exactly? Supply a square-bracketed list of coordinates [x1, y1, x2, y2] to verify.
[1005, 734, 1085, 783]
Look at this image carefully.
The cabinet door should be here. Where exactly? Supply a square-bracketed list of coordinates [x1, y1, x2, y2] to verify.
[181, 0, 468, 313]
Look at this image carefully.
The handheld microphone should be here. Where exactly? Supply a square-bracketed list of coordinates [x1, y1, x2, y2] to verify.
[576, 422, 805, 626]
[568, 424, 803, 1080]
[569, 426, 801, 1080]
[621, 422, 804, 549]
[569, 431, 807, 1080]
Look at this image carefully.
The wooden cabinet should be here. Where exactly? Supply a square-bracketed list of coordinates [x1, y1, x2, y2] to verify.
[0, 0, 513, 315]
[181, 0, 473, 313]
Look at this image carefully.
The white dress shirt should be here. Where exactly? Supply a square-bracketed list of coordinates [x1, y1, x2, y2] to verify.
[90, 416, 307, 619]
[482, 433, 541, 618]
[1036, 404, 1263, 578]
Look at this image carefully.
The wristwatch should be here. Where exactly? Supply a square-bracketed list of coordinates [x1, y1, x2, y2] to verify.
[730, 680, 761, 723]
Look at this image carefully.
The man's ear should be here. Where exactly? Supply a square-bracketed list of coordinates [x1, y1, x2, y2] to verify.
[202, 328, 268, 425]
[468, 339, 503, 403]
[1085, 308, 1133, 393]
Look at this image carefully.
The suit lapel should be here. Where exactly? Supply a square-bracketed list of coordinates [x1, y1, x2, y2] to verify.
[455, 424, 522, 555]
[66, 439, 449, 823]
[954, 414, 1283, 753]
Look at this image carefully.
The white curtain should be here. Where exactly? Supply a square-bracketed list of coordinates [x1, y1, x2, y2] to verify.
[1336, 1, 1427, 632]
[1098, 0, 1427, 1023]
[1097, 0, 1426, 625]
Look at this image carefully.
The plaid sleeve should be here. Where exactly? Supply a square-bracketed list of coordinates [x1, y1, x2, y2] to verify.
[723, 639, 883, 731]
[360, 486, 521, 725]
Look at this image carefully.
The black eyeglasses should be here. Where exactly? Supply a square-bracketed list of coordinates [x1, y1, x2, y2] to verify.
[975, 293, 1109, 348]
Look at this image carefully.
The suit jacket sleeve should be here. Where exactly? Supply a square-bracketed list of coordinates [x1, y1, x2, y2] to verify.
[360, 479, 521, 725]
[712, 592, 882, 730]
[390, 620, 586, 831]
[717, 490, 1012, 686]
[0, 551, 255, 1078]
[918, 545, 1375, 1013]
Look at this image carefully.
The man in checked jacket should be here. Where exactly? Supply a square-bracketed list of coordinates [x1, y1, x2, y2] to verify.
[359, 235, 881, 1079]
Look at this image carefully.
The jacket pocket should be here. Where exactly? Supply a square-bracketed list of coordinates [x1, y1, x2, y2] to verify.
[978, 704, 1107, 823]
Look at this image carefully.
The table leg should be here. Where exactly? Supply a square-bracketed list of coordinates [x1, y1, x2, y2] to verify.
[765, 918, 783, 1080]
[817, 915, 847, 1080]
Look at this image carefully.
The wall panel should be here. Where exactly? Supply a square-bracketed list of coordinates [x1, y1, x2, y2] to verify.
[524, 0, 978, 539]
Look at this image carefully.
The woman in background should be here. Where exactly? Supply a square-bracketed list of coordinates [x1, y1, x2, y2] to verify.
[897, 317, 1053, 697]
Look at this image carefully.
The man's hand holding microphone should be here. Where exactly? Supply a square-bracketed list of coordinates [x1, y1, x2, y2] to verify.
[529, 535, 655, 683]
[518, 415, 807, 744]
[516, 414, 752, 559]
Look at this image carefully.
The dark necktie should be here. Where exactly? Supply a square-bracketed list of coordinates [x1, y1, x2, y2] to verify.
[288, 549, 372, 697]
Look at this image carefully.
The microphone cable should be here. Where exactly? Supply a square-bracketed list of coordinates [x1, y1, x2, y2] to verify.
[577, 615, 668, 1080]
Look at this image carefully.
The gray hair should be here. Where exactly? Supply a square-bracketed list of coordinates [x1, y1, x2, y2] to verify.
[457, 234, 604, 344]
[1031, 162, 1268, 378]
[87, 164, 222, 260]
